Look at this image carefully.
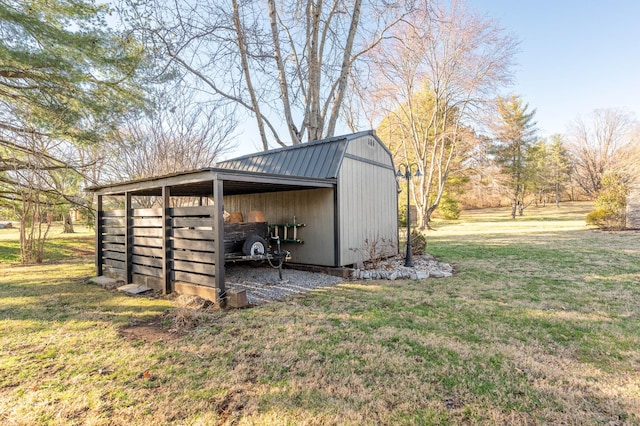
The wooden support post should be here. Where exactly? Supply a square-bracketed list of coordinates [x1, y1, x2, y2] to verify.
[162, 186, 171, 294]
[95, 194, 103, 276]
[213, 178, 226, 306]
[125, 192, 133, 284]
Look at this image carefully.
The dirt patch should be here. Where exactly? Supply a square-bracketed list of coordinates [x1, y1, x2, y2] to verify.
[213, 388, 247, 425]
[119, 316, 180, 343]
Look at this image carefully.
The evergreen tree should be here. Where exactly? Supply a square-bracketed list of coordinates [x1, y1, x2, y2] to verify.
[0, 0, 145, 262]
[490, 95, 537, 218]
[548, 134, 572, 208]
[0, 0, 143, 144]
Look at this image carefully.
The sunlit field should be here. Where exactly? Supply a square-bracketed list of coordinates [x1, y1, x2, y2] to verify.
[1, 202, 638, 425]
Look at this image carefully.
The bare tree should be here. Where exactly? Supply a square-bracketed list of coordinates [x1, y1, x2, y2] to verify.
[104, 87, 237, 183]
[567, 108, 638, 198]
[368, 0, 517, 228]
[613, 124, 640, 183]
[126, 0, 414, 149]
[0, 128, 90, 261]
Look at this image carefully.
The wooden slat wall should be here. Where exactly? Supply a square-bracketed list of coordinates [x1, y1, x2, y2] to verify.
[129, 208, 163, 284]
[98, 204, 218, 291]
[101, 210, 125, 277]
[170, 206, 216, 287]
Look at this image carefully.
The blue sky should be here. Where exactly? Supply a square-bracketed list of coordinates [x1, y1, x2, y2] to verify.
[467, 0, 640, 137]
[225, 1, 640, 157]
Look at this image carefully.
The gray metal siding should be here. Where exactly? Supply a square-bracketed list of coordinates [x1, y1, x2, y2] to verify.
[344, 134, 395, 166]
[224, 188, 336, 266]
[338, 138, 398, 266]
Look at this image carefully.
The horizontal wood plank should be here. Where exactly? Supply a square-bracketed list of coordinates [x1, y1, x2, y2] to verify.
[173, 270, 216, 286]
[132, 254, 163, 268]
[104, 258, 125, 270]
[103, 266, 125, 280]
[133, 217, 162, 227]
[170, 206, 213, 217]
[102, 217, 125, 226]
[172, 250, 215, 264]
[174, 281, 218, 302]
[133, 227, 163, 238]
[103, 235, 125, 243]
[132, 246, 163, 257]
[171, 239, 215, 252]
[172, 259, 215, 275]
[103, 243, 125, 253]
[131, 263, 162, 278]
[102, 226, 125, 235]
[103, 251, 126, 261]
[172, 217, 214, 228]
[172, 228, 215, 240]
[132, 237, 162, 248]
[133, 207, 162, 217]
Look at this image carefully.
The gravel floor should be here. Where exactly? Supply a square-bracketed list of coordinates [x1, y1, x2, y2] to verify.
[224, 263, 344, 305]
[224, 254, 451, 305]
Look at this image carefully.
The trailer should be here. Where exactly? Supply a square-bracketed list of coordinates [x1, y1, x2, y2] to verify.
[223, 221, 290, 279]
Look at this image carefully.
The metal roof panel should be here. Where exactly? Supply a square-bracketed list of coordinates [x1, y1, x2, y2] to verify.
[217, 131, 376, 179]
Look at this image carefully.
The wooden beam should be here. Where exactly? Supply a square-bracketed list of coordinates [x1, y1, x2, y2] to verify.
[125, 192, 133, 284]
[95, 195, 103, 276]
[174, 281, 217, 302]
[213, 178, 226, 306]
[162, 186, 171, 294]
[170, 206, 214, 217]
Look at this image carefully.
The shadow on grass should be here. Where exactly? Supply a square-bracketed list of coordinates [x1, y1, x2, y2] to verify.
[0, 259, 172, 326]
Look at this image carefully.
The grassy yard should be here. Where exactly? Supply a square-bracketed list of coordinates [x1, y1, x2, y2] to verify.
[1, 202, 639, 425]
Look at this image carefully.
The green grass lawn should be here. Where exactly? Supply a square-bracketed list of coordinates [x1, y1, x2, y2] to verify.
[0, 224, 95, 264]
[1, 202, 639, 425]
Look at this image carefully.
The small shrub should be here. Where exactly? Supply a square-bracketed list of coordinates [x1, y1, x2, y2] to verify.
[410, 230, 427, 255]
[351, 235, 397, 269]
[438, 194, 461, 220]
[586, 209, 626, 230]
[587, 172, 629, 230]
[585, 209, 607, 227]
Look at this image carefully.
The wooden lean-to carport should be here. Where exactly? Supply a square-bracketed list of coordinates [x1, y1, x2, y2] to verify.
[87, 168, 335, 304]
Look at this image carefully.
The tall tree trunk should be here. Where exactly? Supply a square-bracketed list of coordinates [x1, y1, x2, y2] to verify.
[268, 0, 301, 145]
[511, 185, 519, 219]
[325, 0, 362, 137]
[63, 211, 74, 233]
[518, 187, 526, 216]
[232, 0, 270, 150]
[307, 0, 323, 141]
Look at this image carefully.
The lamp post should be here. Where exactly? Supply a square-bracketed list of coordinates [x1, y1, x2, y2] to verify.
[396, 163, 422, 267]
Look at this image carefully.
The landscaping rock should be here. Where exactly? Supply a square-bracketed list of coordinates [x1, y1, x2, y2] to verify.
[351, 254, 453, 282]
[416, 271, 429, 279]
[90, 275, 124, 290]
[117, 283, 152, 295]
